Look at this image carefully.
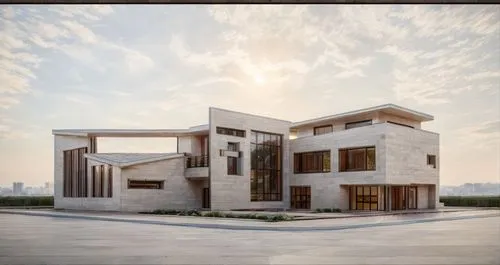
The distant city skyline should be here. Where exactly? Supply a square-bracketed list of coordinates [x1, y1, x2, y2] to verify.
[0, 6, 499, 187]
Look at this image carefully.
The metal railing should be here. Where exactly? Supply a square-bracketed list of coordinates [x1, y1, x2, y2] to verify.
[186, 155, 209, 168]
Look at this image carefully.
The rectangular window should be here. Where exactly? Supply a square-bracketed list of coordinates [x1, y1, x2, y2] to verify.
[349, 186, 379, 210]
[427, 155, 436, 168]
[128, 180, 164, 189]
[387, 121, 414, 129]
[294, 151, 331, 173]
[227, 157, 238, 175]
[216, 126, 246, 137]
[227, 142, 238, 151]
[63, 147, 88, 197]
[339, 146, 376, 172]
[290, 186, 311, 209]
[345, 120, 373, 130]
[313, 125, 333, 136]
[91, 165, 112, 198]
[250, 130, 282, 201]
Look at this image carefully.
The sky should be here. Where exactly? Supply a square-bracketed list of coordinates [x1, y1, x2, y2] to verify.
[0, 5, 499, 187]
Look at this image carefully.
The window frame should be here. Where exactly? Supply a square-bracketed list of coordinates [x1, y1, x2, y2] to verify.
[63, 147, 88, 198]
[313, 125, 333, 136]
[339, 146, 376, 172]
[345, 119, 373, 130]
[250, 130, 283, 202]
[427, 154, 437, 168]
[387, 121, 415, 129]
[216, 126, 246, 137]
[294, 150, 331, 174]
[127, 180, 164, 190]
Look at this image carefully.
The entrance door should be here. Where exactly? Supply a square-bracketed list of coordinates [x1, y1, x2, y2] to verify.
[391, 186, 406, 210]
[202, 188, 210, 209]
[290, 186, 311, 210]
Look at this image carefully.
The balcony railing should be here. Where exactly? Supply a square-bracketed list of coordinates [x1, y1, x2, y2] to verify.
[186, 155, 209, 168]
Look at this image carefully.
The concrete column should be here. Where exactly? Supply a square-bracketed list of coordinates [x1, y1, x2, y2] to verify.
[386, 185, 392, 212]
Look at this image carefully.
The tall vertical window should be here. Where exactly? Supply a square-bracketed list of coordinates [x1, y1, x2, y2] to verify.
[63, 147, 88, 197]
[92, 165, 113, 198]
[250, 130, 282, 201]
[227, 142, 240, 175]
[313, 125, 333, 136]
[427, 155, 436, 168]
[294, 151, 331, 173]
[339, 146, 376, 172]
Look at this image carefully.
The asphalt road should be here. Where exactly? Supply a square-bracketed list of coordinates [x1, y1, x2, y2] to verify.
[0, 212, 499, 265]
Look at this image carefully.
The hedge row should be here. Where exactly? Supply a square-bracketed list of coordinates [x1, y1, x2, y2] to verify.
[439, 196, 500, 207]
[141, 209, 294, 222]
[0, 196, 54, 207]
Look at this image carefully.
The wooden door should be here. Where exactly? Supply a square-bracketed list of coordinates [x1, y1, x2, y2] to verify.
[202, 188, 210, 209]
[290, 186, 311, 210]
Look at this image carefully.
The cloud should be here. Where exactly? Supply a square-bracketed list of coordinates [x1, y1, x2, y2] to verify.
[381, 6, 500, 105]
[65, 94, 94, 105]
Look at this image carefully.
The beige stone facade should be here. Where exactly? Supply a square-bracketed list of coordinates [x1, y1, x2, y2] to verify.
[52, 104, 440, 212]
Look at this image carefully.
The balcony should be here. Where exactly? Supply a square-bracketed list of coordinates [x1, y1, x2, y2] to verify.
[185, 155, 209, 179]
[186, 155, 209, 168]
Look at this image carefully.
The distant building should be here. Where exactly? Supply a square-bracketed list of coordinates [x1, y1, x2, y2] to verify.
[12, 182, 24, 196]
[44, 182, 54, 195]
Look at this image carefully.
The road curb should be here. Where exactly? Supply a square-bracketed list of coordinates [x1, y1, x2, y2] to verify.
[1, 209, 499, 232]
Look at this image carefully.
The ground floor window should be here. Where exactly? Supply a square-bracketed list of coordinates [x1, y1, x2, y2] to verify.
[63, 147, 88, 197]
[349, 186, 379, 211]
[290, 186, 311, 209]
[91, 165, 113, 198]
[128, 180, 164, 189]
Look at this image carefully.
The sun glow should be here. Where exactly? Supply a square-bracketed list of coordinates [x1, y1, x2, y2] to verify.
[253, 73, 266, 85]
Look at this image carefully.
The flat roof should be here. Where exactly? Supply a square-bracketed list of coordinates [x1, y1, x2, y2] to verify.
[53, 124, 209, 137]
[290, 104, 434, 129]
[84, 153, 184, 168]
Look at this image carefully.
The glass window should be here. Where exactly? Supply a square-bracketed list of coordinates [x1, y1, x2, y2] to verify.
[250, 130, 283, 201]
[216, 126, 245, 137]
[339, 146, 376, 172]
[427, 155, 436, 168]
[294, 151, 331, 173]
[345, 120, 373, 130]
[314, 125, 333, 136]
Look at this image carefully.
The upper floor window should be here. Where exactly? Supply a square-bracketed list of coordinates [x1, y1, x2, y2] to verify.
[216, 127, 245, 137]
[227, 142, 238, 151]
[294, 151, 331, 173]
[314, 125, 333, 136]
[387, 121, 414, 129]
[345, 120, 373, 130]
[339, 146, 376, 172]
[427, 155, 436, 168]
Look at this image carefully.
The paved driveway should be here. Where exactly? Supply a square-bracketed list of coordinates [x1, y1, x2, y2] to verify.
[0, 212, 499, 265]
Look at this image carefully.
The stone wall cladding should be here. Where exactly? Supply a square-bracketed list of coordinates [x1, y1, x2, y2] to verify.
[209, 108, 291, 210]
[120, 158, 201, 212]
[385, 123, 440, 207]
[290, 123, 388, 210]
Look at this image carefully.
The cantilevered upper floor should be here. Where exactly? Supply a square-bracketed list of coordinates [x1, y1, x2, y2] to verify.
[290, 103, 435, 139]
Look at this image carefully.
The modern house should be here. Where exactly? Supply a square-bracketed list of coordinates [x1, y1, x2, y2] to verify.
[52, 104, 440, 212]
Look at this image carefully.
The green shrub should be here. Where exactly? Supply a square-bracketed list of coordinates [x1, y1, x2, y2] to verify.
[142, 209, 293, 222]
[0, 196, 54, 207]
[315, 208, 342, 213]
[440, 196, 500, 207]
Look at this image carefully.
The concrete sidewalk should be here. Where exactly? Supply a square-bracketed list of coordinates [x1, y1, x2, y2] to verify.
[1, 208, 499, 232]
